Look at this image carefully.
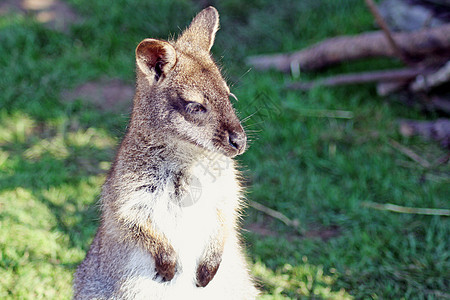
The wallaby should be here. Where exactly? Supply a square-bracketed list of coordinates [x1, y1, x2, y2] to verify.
[73, 6, 258, 300]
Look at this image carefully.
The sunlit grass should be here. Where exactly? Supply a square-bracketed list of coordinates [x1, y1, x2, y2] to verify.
[0, 0, 448, 299]
[253, 259, 353, 299]
[0, 112, 36, 144]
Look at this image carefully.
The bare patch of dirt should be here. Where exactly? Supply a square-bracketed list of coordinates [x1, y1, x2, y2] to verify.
[303, 224, 341, 241]
[245, 222, 279, 237]
[62, 78, 135, 112]
[0, 0, 81, 32]
[246, 221, 341, 242]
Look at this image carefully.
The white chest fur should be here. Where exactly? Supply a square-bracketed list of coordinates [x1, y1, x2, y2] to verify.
[116, 154, 240, 294]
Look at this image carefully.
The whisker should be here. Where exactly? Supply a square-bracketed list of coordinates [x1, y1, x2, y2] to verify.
[241, 110, 259, 123]
[243, 121, 266, 128]
[230, 68, 252, 88]
[244, 133, 260, 139]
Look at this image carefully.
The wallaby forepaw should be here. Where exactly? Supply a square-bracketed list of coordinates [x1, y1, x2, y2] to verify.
[195, 260, 220, 287]
[154, 251, 177, 282]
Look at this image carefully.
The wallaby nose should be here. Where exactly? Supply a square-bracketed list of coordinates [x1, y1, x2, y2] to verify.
[228, 131, 247, 154]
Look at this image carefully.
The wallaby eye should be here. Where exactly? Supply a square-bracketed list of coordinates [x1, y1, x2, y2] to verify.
[185, 102, 207, 114]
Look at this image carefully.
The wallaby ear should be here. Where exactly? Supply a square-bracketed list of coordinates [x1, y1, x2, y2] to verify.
[177, 6, 219, 52]
[135, 39, 176, 81]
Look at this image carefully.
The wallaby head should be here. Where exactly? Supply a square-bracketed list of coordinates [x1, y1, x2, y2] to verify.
[132, 6, 246, 157]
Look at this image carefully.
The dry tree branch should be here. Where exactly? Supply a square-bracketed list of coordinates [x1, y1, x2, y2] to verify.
[364, 0, 411, 64]
[410, 60, 450, 92]
[247, 24, 450, 73]
[362, 201, 450, 216]
[287, 68, 429, 90]
[399, 119, 450, 146]
[388, 139, 431, 168]
[247, 200, 302, 233]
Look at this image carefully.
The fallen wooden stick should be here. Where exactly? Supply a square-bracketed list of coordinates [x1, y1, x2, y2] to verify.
[376, 81, 408, 96]
[365, 0, 411, 64]
[362, 201, 450, 216]
[247, 24, 450, 73]
[399, 119, 450, 148]
[410, 60, 450, 92]
[248, 200, 302, 232]
[388, 139, 431, 168]
[286, 68, 429, 90]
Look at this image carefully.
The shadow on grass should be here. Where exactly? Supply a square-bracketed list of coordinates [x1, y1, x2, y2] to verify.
[0, 125, 114, 251]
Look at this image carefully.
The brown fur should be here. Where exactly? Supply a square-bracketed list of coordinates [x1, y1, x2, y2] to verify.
[73, 7, 257, 299]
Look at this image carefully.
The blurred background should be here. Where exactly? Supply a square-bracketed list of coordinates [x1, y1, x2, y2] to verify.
[0, 0, 449, 298]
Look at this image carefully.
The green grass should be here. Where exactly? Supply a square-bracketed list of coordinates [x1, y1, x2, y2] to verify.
[1, 0, 449, 299]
